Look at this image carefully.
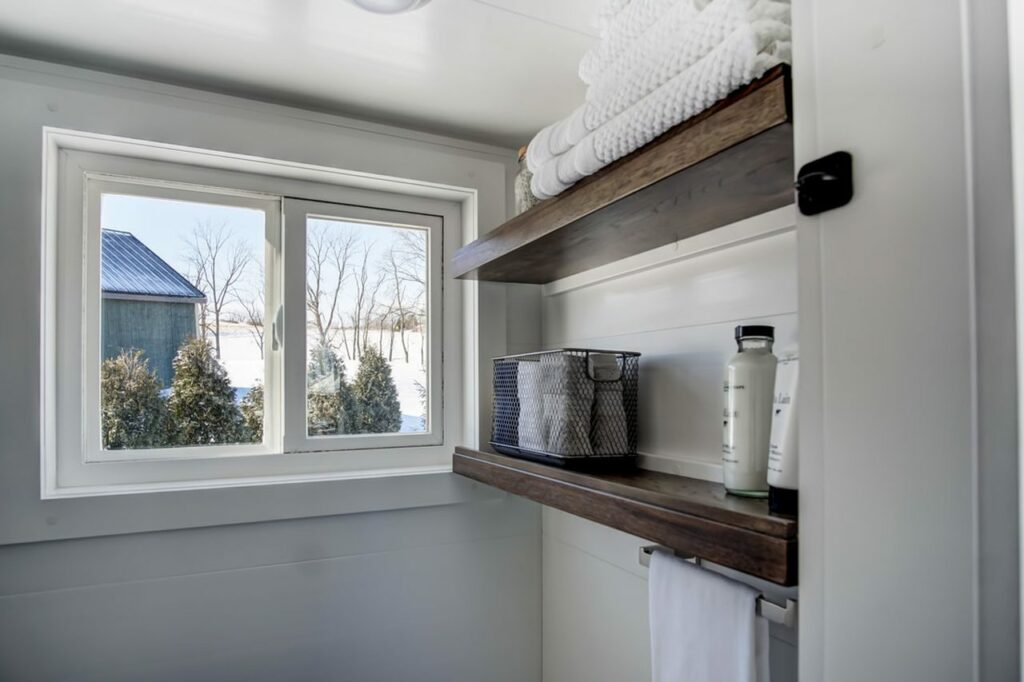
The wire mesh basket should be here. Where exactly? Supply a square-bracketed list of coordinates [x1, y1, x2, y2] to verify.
[491, 349, 640, 469]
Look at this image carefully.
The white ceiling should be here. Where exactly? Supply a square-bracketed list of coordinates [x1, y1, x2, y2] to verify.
[0, 0, 599, 147]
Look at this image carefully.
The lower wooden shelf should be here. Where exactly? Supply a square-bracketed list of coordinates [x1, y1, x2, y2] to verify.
[453, 447, 797, 586]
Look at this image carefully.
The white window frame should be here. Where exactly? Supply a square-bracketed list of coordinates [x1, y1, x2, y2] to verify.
[282, 199, 444, 452]
[81, 175, 284, 463]
[41, 128, 477, 498]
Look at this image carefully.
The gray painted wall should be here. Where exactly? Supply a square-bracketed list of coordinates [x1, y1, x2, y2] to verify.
[969, 0, 1020, 677]
[0, 52, 516, 544]
[0, 56, 542, 681]
[0, 498, 540, 682]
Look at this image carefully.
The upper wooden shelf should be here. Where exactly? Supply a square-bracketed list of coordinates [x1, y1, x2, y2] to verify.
[452, 66, 793, 284]
[453, 447, 797, 585]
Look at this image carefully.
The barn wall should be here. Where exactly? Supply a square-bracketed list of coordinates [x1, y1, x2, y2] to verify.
[102, 298, 198, 386]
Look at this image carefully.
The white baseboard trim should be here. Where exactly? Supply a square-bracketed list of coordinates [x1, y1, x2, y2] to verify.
[637, 451, 723, 483]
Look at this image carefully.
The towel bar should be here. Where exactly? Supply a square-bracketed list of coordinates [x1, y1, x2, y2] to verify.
[639, 545, 797, 628]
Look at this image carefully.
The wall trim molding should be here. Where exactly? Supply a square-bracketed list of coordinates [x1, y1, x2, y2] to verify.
[0, 54, 516, 161]
[40, 127, 481, 499]
[636, 450, 723, 483]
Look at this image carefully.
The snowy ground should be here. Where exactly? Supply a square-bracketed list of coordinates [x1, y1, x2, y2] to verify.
[218, 321, 427, 432]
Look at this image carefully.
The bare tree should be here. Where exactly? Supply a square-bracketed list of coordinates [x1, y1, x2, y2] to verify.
[376, 300, 394, 356]
[390, 230, 427, 364]
[362, 270, 386, 353]
[185, 221, 252, 358]
[233, 260, 266, 359]
[237, 284, 265, 360]
[385, 308, 397, 361]
[348, 243, 380, 360]
[393, 229, 426, 286]
[306, 224, 357, 357]
[386, 246, 412, 362]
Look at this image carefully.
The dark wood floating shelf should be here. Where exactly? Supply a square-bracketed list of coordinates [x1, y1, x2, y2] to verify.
[453, 447, 797, 586]
[452, 65, 793, 284]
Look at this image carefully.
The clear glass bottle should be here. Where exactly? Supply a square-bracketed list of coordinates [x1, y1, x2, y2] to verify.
[514, 145, 541, 215]
[722, 325, 778, 497]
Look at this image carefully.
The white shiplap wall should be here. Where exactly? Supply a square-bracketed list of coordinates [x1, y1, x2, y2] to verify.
[540, 206, 798, 682]
[543, 206, 798, 480]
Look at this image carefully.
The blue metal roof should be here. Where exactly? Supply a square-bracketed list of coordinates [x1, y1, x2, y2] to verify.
[101, 230, 206, 301]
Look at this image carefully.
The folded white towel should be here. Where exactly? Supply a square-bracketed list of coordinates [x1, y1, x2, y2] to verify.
[591, 23, 790, 162]
[581, 0, 686, 86]
[591, 382, 629, 455]
[517, 362, 546, 452]
[545, 393, 595, 456]
[595, 0, 636, 32]
[532, 23, 790, 198]
[649, 551, 769, 682]
[530, 0, 790, 174]
[532, 0, 688, 170]
[586, 1, 790, 116]
[540, 354, 594, 456]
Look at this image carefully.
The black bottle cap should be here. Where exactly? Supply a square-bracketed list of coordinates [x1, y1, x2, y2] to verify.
[735, 325, 775, 341]
[769, 486, 798, 516]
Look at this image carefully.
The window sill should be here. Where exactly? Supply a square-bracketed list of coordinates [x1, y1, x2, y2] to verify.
[45, 462, 454, 498]
[11, 463, 507, 546]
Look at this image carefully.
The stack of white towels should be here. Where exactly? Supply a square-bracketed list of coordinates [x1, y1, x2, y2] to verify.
[526, 0, 792, 200]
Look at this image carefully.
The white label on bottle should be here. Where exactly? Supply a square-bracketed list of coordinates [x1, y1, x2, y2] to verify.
[768, 353, 799, 487]
[722, 354, 776, 492]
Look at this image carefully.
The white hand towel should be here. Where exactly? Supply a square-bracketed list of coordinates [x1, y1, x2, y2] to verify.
[649, 551, 769, 682]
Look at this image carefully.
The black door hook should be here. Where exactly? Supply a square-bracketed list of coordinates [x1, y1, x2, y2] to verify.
[795, 151, 853, 216]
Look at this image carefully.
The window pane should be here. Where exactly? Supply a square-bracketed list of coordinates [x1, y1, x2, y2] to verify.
[99, 194, 266, 450]
[305, 216, 428, 437]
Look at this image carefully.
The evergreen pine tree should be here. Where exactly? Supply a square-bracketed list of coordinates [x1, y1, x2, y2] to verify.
[167, 337, 243, 445]
[100, 349, 169, 449]
[337, 372, 359, 435]
[307, 340, 359, 435]
[352, 345, 401, 434]
[239, 381, 264, 443]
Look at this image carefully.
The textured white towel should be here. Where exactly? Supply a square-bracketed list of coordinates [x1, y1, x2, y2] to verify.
[527, 0, 676, 170]
[585, 1, 790, 115]
[531, 23, 790, 198]
[595, 0, 636, 32]
[591, 382, 629, 455]
[540, 354, 593, 456]
[528, 0, 790, 175]
[649, 551, 769, 682]
[531, 0, 690, 169]
[581, 0, 684, 85]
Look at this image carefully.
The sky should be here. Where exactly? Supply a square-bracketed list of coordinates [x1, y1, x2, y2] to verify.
[100, 193, 266, 303]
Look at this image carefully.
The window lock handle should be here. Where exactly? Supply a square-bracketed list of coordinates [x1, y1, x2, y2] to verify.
[272, 306, 283, 351]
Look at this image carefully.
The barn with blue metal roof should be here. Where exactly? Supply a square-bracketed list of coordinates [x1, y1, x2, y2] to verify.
[101, 229, 206, 386]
